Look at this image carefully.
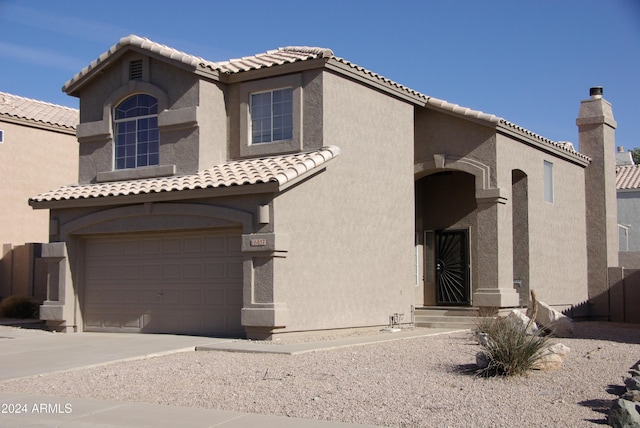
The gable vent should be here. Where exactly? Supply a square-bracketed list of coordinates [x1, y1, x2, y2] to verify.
[129, 60, 143, 80]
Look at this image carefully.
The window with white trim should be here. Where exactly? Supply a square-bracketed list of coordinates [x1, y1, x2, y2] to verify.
[544, 160, 554, 203]
[250, 88, 293, 144]
[113, 94, 159, 169]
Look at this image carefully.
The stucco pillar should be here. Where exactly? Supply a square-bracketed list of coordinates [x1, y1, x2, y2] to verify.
[577, 87, 618, 319]
[472, 189, 520, 308]
[240, 232, 290, 339]
[39, 242, 75, 332]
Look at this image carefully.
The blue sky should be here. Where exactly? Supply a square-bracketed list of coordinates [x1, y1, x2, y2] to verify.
[1, 0, 638, 150]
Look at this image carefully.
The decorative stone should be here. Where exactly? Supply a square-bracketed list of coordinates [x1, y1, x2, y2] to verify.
[532, 343, 570, 371]
[609, 398, 640, 428]
[532, 353, 564, 371]
[476, 351, 489, 369]
[505, 309, 538, 334]
[626, 377, 640, 392]
[527, 299, 574, 337]
[623, 391, 640, 402]
[476, 332, 489, 347]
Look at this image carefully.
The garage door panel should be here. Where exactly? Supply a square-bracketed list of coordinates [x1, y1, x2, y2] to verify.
[183, 263, 204, 279]
[163, 238, 183, 254]
[162, 264, 182, 279]
[122, 265, 143, 280]
[142, 264, 163, 279]
[228, 261, 243, 279]
[183, 290, 202, 304]
[123, 241, 142, 255]
[205, 236, 226, 253]
[122, 290, 142, 304]
[228, 288, 243, 306]
[84, 231, 244, 336]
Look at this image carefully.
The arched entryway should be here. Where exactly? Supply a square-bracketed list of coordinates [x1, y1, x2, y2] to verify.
[415, 171, 477, 306]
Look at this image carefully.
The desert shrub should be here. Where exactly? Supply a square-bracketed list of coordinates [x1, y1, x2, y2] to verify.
[475, 315, 551, 377]
[0, 295, 40, 319]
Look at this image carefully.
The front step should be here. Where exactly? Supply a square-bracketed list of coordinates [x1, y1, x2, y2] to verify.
[414, 307, 480, 329]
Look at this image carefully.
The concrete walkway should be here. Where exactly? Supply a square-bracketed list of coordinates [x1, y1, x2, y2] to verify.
[0, 325, 461, 427]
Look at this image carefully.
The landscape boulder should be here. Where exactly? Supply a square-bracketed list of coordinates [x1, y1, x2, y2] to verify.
[505, 309, 538, 334]
[527, 299, 574, 337]
[609, 359, 640, 427]
[609, 399, 640, 427]
[531, 343, 570, 371]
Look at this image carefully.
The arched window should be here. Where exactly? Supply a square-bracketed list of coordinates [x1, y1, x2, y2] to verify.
[113, 94, 159, 169]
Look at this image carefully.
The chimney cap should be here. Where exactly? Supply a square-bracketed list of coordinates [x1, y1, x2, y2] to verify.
[590, 87, 604, 98]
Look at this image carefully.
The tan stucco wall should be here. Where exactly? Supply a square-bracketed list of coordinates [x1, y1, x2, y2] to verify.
[414, 107, 587, 309]
[415, 109, 497, 185]
[271, 71, 416, 332]
[496, 134, 588, 307]
[0, 120, 77, 246]
[0, 120, 77, 299]
[75, 51, 222, 183]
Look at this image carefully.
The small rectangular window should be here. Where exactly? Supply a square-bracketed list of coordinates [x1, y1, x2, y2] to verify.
[250, 88, 293, 144]
[0, 130, 4, 143]
[544, 161, 554, 203]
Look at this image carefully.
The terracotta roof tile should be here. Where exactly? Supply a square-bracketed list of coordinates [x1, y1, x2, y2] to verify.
[498, 119, 590, 163]
[30, 146, 340, 204]
[616, 164, 640, 190]
[0, 92, 78, 130]
[62, 35, 588, 163]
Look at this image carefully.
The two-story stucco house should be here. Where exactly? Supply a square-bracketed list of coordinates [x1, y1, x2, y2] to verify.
[29, 36, 619, 338]
[0, 92, 78, 301]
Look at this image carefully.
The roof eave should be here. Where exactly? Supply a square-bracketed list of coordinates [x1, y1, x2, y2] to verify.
[324, 59, 426, 105]
[496, 124, 590, 167]
[30, 181, 281, 210]
[217, 57, 329, 84]
[0, 115, 76, 135]
[64, 37, 221, 96]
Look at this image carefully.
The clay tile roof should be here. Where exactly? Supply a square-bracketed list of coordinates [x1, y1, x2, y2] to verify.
[30, 146, 341, 205]
[204, 46, 334, 74]
[0, 92, 78, 130]
[498, 119, 590, 162]
[63, 35, 219, 93]
[62, 35, 588, 163]
[616, 164, 640, 190]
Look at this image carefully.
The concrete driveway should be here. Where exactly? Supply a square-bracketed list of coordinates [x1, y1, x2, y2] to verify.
[0, 326, 233, 381]
[0, 325, 387, 427]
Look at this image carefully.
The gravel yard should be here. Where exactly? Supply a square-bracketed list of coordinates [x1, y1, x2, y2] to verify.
[1, 321, 638, 427]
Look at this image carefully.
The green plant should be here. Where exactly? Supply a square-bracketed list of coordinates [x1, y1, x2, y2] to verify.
[0, 295, 40, 319]
[475, 315, 551, 377]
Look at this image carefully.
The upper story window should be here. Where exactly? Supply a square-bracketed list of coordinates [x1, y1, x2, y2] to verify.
[239, 74, 302, 158]
[114, 94, 159, 169]
[250, 88, 293, 144]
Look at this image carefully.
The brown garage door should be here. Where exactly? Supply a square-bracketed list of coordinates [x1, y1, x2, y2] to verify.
[83, 230, 243, 336]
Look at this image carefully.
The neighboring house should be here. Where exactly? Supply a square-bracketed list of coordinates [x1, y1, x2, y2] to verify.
[0, 92, 78, 301]
[616, 155, 640, 251]
[29, 35, 619, 338]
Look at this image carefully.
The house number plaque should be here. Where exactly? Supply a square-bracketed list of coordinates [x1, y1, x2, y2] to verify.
[250, 238, 267, 247]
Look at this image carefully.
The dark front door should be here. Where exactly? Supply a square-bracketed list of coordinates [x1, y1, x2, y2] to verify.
[435, 229, 470, 305]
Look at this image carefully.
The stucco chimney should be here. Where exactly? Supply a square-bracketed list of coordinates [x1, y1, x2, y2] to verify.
[577, 86, 618, 320]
